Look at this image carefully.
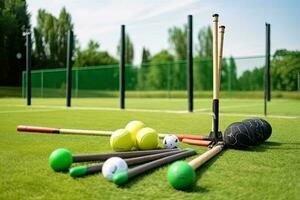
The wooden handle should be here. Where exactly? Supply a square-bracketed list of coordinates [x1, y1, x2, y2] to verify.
[17, 125, 59, 133]
[18, 125, 209, 140]
[181, 138, 211, 147]
[60, 128, 112, 136]
[188, 143, 224, 170]
[218, 26, 225, 89]
[212, 14, 219, 100]
[176, 134, 210, 141]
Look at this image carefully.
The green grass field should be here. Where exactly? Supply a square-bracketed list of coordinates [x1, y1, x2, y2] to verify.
[0, 98, 300, 199]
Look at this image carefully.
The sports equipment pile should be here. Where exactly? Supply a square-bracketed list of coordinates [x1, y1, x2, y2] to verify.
[17, 14, 272, 191]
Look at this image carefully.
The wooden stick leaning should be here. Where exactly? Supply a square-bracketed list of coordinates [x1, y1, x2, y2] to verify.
[17, 125, 210, 140]
[218, 25, 225, 89]
[167, 14, 226, 190]
[211, 14, 219, 139]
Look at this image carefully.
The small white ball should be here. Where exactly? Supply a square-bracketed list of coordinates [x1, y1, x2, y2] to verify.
[102, 157, 128, 181]
[163, 135, 180, 149]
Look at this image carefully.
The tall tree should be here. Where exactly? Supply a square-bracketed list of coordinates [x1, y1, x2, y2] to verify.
[74, 40, 118, 67]
[271, 49, 300, 91]
[196, 26, 213, 57]
[145, 50, 174, 90]
[168, 25, 187, 89]
[194, 26, 213, 90]
[137, 47, 151, 90]
[117, 34, 134, 64]
[33, 7, 74, 69]
[168, 25, 187, 60]
[238, 67, 264, 90]
[0, 0, 30, 86]
[228, 56, 238, 90]
[141, 47, 151, 64]
[220, 58, 229, 91]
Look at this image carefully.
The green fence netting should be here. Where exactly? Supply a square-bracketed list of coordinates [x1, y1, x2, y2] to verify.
[22, 56, 266, 98]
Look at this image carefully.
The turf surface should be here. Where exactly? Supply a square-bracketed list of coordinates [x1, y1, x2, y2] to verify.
[0, 98, 299, 199]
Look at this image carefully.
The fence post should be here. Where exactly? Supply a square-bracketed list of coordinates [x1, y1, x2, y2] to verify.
[66, 30, 74, 107]
[75, 69, 79, 97]
[187, 15, 193, 112]
[264, 23, 271, 115]
[120, 25, 125, 109]
[265, 23, 271, 102]
[41, 71, 43, 97]
[25, 30, 32, 106]
[298, 71, 300, 91]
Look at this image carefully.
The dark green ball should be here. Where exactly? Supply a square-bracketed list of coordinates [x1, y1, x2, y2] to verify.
[167, 161, 196, 190]
[49, 148, 73, 172]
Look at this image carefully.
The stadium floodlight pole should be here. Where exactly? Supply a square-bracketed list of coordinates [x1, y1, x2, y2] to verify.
[265, 23, 271, 102]
[25, 30, 32, 106]
[66, 30, 74, 107]
[120, 25, 125, 109]
[187, 15, 193, 112]
[212, 14, 220, 143]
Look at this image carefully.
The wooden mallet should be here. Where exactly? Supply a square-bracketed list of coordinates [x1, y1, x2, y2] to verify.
[112, 148, 197, 185]
[49, 148, 179, 172]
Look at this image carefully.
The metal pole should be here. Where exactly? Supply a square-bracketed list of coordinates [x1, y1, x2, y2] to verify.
[25, 31, 32, 106]
[266, 23, 271, 101]
[187, 15, 193, 112]
[66, 30, 74, 107]
[75, 69, 79, 97]
[120, 25, 125, 109]
[264, 24, 270, 115]
[41, 71, 43, 98]
[228, 64, 231, 91]
[297, 71, 300, 91]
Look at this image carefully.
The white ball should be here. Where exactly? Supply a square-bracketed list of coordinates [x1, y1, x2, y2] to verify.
[102, 157, 128, 181]
[163, 135, 180, 149]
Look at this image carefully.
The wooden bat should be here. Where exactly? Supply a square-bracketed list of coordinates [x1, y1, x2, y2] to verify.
[17, 125, 211, 140]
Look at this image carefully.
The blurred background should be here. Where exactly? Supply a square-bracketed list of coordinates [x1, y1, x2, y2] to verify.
[1, 0, 300, 99]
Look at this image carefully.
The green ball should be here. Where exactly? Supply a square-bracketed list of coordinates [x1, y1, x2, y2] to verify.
[167, 161, 196, 190]
[49, 148, 73, 172]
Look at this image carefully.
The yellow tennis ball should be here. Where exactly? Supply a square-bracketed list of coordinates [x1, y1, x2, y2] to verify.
[136, 127, 158, 150]
[125, 120, 145, 146]
[110, 129, 133, 152]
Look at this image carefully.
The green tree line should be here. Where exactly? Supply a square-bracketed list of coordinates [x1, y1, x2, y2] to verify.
[1, 2, 299, 91]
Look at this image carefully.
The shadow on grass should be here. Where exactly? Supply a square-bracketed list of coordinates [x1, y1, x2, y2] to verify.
[227, 140, 300, 152]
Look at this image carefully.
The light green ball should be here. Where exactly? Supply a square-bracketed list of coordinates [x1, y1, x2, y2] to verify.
[49, 148, 73, 172]
[136, 127, 158, 150]
[125, 120, 145, 146]
[110, 129, 134, 151]
[167, 161, 196, 190]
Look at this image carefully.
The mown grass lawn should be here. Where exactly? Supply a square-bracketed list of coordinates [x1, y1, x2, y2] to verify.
[0, 98, 299, 200]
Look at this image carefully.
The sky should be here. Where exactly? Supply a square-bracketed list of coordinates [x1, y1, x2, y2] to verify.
[27, 0, 300, 75]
